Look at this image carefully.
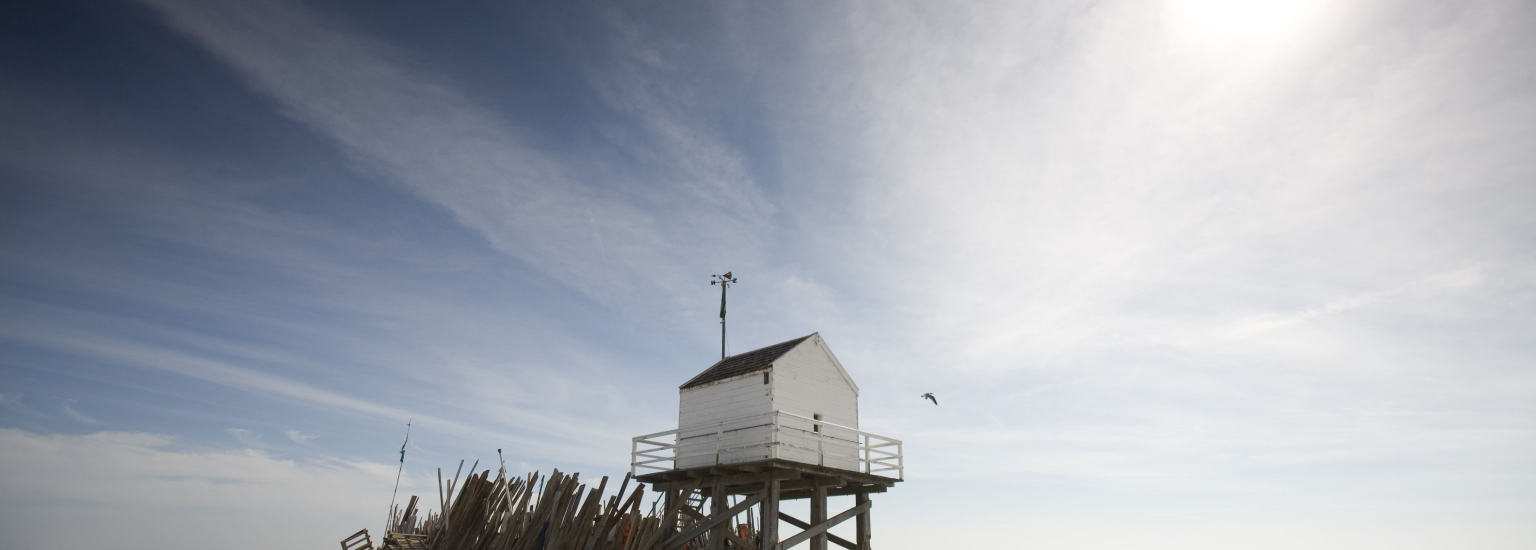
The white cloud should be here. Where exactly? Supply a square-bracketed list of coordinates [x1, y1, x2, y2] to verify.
[0, 428, 416, 550]
[225, 428, 264, 447]
[286, 430, 318, 444]
[1226, 266, 1488, 338]
[719, 3, 1536, 534]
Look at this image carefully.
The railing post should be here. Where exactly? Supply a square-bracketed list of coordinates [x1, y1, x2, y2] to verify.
[770, 412, 780, 460]
[631, 438, 638, 476]
[716, 423, 723, 465]
[898, 441, 904, 480]
[817, 430, 824, 467]
[862, 435, 870, 474]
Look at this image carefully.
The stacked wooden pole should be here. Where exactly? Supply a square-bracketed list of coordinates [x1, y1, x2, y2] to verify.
[363, 465, 767, 550]
[380, 467, 673, 550]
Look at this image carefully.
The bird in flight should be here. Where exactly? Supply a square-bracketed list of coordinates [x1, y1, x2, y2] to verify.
[921, 393, 938, 405]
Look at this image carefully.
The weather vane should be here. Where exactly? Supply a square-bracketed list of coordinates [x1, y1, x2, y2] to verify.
[711, 272, 737, 359]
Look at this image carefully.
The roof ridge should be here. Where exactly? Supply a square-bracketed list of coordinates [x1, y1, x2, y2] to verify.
[679, 333, 816, 389]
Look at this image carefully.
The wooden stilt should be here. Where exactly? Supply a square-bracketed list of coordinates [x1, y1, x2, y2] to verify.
[665, 487, 680, 541]
[810, 485, 827, 550]
[711, 481, 727, 550]
[855, 490, 871, 550]
[760, 479, 780, 548]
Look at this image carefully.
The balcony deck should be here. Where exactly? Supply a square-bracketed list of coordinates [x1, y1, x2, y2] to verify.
[630, 410, 903, 481]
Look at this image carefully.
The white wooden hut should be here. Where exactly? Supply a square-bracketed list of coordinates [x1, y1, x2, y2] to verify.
[631, 333, 903, 549]
[633, 333, 900, 476]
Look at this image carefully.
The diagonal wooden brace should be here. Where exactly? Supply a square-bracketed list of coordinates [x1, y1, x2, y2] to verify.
[776, 501, 870, 550]
[662, 490, 767, 550]
[777, 513, 856, 550]
[722, 528, 758, 550]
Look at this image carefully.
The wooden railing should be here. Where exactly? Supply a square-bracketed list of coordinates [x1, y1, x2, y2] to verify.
[631, 411, 903, 480]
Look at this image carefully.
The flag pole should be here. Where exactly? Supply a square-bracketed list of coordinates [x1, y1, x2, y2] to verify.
[387, 419, 411, 533]
[721, 280, 727, 359]
[711, 273, 737, 359]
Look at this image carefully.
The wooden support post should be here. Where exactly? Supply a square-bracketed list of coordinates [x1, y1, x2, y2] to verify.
[855, 490, 871, 550]
[810, 485, 828, 550]
[760, 479, 780, 548]
[711, 481, 727, 550]
[665, 487, 680, 540]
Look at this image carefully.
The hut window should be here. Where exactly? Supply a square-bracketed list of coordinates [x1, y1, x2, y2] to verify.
[763, 372, 770, 385]
[813, 413, 822, 433]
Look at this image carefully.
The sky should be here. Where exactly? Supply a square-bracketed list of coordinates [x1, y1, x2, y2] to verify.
[1, 0, 1533, 548]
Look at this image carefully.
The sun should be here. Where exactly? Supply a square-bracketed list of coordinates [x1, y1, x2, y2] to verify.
[1165, 0, 1322, 42]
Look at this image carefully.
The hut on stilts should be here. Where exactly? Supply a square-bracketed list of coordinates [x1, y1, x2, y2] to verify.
[343, 333, 902, 550]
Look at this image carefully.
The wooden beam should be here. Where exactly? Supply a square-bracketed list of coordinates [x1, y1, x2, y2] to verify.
[775, 501, 870, 550]
[777, 513, 855, 550]
[779, 476, 848, 493]
[722, 528, 758, 550]
[662, 490, 767, 550]
[711, 480, 727, 550]
[804, 485, 829, 550]
[855, 490, 870, 550]
[656, 478, 703, 545]
[760, 479, 780, 548]
[779, 484, 887, 501]
[656, 469, 799, 494]
[809, 485, 827, 550]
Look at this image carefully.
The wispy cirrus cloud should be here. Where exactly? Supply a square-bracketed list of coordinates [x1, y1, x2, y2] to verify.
[59, 400, 101, 425]
[2, 1, 1534, 548]
[0, 311, 624, 464]
[137, 0, 774, 328]
[225, 427, 264, 447]
[0, 394, 45, 419]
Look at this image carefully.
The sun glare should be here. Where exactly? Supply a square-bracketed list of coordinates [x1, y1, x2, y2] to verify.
[1166, 0, 1321, 42]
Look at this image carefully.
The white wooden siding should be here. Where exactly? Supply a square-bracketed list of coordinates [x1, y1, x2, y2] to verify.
[678, 371, 772, 430]
[676, 424, 774, 469]
[769, 337, 858, 430]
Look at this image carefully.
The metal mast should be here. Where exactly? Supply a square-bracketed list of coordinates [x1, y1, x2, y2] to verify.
[711, 272, 737, 359]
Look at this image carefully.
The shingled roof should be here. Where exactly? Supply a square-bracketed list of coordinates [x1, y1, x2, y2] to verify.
[679, 333, 815, 389]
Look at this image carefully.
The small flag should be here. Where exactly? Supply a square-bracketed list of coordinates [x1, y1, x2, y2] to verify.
[399, 421, 411, 463]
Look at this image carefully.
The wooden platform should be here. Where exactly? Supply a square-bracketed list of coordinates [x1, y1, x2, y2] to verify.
[637, 459, 898, 500]
[637, 459, 896, 550]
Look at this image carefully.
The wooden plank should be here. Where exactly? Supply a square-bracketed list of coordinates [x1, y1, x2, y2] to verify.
[760, 479, 780, 549]
[809, 486, 827, 550]
[722, 527, 759, 550]
[711, 480, 727, 550]
[642, 478, 704, 549]
[661, 490, 766, 550]
[855, 490, 871, 550]
[775, 501, 869, 550]
[340, 528, 372, 550]
[776, 513, 855, 550]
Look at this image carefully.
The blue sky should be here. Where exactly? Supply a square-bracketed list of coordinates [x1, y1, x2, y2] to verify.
[2, 0, 1534, 548]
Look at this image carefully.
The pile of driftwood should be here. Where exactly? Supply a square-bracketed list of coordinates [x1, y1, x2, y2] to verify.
[343, 463, 746, 550]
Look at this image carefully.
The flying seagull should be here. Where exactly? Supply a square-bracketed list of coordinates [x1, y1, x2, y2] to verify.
[921, 393, 938, 405]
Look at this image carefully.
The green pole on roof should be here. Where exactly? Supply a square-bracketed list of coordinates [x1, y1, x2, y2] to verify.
[711, 272, 737, 359]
